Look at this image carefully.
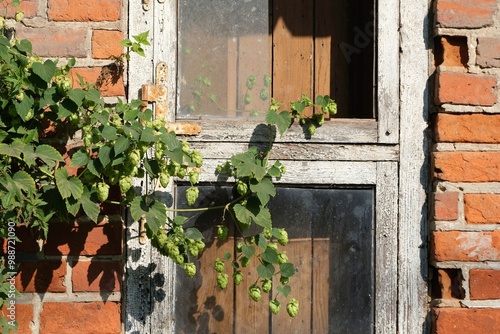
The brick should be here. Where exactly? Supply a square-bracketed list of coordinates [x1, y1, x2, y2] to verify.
[434, 308, 500, 333]
[435, 71, 497, 106]
[44, 220, 122, 256]
[72, 260, 122, 292]
[432, 231, 500, 261]
[3, 0, 38, 18]
[434, 192, 460, 221]
[40, 302, 121, 333]
[477, 37, 500, 68]
[70, 67, 125, 97]
[48, 0, 121, 22]
[15, 26, 87, 58]
[433, 152, 500, 182]
[470, 270, 500, 299]
[0, 225, 39, 255]
[0, 304, 33, 334]
[464, 194, 500, 224]
[435, 36, 468, 68]
[436, 0, 497, 28]
[92, 30, 124, 59]
[16, 260, 66, 293]
[434, 113, 500, 143]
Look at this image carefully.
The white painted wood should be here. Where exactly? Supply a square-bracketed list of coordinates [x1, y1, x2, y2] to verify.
[125, 0, 430, 332]
[398, 0, 430, 332]
[377, 0, 400, 144]
[181, 119, 378, 143]
[196, 159, 378, 185]
[375, 162, 398, 333]
[125, 1, 156, 333]
[189, 142, 399, 161]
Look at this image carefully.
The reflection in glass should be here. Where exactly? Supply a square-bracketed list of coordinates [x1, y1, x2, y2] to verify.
[177, 0, 270, 119]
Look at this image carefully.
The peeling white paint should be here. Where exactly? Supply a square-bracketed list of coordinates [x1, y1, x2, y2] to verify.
[457, 232, 499, 261]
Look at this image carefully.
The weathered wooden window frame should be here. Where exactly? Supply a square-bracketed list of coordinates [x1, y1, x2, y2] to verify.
[126, 0, 429, 332]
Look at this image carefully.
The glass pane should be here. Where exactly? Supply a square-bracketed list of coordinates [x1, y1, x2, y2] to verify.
[177, 0, 270, 119]
[174, 185, 375, 333]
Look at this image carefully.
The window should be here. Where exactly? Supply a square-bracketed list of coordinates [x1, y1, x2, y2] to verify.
[174, 186, 375, 333]
[125, 0, 431, 332]
[176, 0, 375, 120]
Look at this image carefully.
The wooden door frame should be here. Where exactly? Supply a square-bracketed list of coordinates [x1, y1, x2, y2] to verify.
[124, 0, 430, 332]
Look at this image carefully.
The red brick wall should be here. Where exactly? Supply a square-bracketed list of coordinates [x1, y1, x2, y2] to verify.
[432, 0, 500, 332]
[1, 0, 126, 333]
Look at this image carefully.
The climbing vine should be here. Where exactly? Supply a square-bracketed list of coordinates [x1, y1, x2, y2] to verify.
[0, 6, 337, 329]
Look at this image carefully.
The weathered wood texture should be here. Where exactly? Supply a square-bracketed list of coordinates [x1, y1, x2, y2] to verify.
[126, 0, 429, 332]
[398, 0, 430, 332]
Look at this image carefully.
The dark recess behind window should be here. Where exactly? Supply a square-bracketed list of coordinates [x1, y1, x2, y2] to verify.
[174, 185, 375, 333]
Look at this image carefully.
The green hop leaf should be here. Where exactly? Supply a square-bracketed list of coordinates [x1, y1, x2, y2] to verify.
[286, 298, 299, 318]
[186, 186, 199, 206]
[217, 225, 228, 241]
[262, 279, 272, 293]
[269, 300, 281, 315]
[96, 183, 110, 202]
[217, 273, 229, 290]
[214, 258, 225, 273]
[184, 263, 196, 278]
[233, 271, 243, 285]
[249, 285, 262, 302]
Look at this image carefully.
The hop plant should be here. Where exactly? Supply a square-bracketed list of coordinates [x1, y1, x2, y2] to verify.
[184, 263, 197, 278]
[186, 186, 199, 206]
[269, 300, 281, 315]
[286, 298, 299, 317]
[214, 258, 225, 273]
[277, 229, 289, 246]
[217, 273, 229, 289]
[249, 285, 262, 302]
[217, 225, 228, 240]
[96, 183, 110, 202]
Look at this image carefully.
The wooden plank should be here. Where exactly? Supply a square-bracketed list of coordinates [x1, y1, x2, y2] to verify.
[312, 238, 329, 334]
[235, 251, 270, 334]
[398, 0, 430, 331]
[272, 0, 313, 115]
[377, 0, 400, 143]
[188, 142, 399, 162]
[237, 35, 271, 117]
[183, 119, 379, 143]
[272, 239, 312, 333]
[314, 0, 334, 118]
[190, 236, 234, 333]
[125, 0, 156, 333]
[227, 38, 238, 118]
[375, 162, 398, 333]
[198, 160, 377, 185]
